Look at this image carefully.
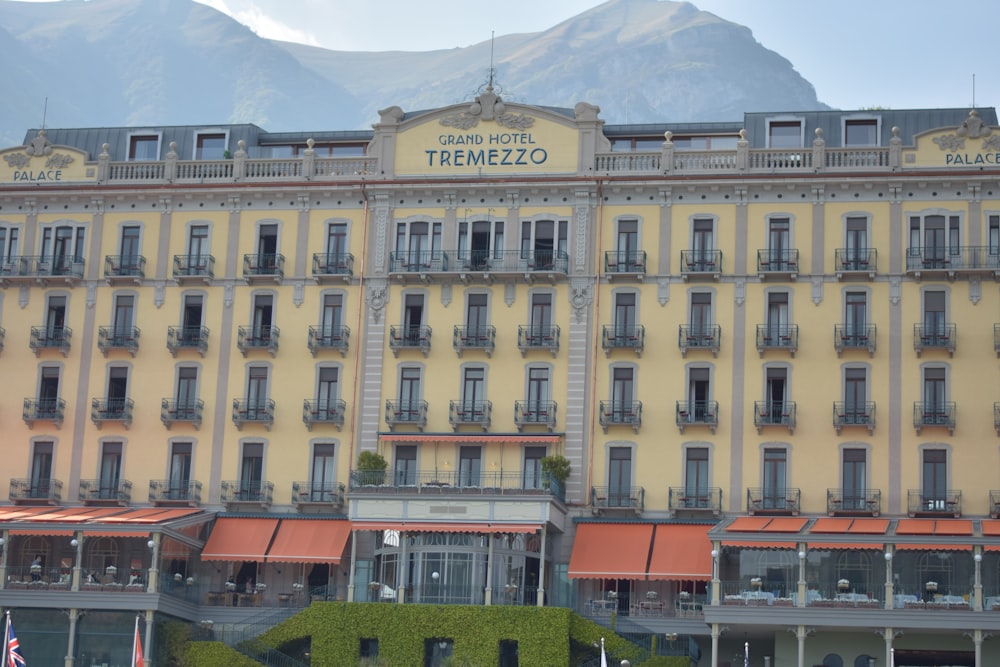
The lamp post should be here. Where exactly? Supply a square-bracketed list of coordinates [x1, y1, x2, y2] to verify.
[797, 550, 806, 608]
[147, 537, 159, 593]
[883, 551, 893, 610]
[432, 570, 440, 603]
[710, 548, 720, 605]
[974, 551, 983, 611]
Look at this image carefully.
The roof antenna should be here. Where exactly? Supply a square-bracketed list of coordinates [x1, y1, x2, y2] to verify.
[972, 73, 976, 108]
[488, 31, 495, 89]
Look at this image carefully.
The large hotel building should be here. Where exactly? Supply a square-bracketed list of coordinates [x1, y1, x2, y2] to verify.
[1, 87, 1000, 666]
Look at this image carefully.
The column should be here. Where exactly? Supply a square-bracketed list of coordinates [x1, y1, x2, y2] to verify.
[71, 533, 83, 591]
[710, 623, 720, 667]
[64, 608, 79, 667]
[0, 530, 8, 590]
[536, 526, 547, 607]
[347, 530, 357, 602]
[796, 625, 807, 667]
[147, 535, 160, 593]
[144, 609, 154, 665]
[484, 533, 494, 606]
[883, 629, 894, 667]
[973, 628, 983, 667]
[398, 531, 408, 604]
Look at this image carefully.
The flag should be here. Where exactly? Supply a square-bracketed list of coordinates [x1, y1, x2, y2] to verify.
[131, 617, 144, 667]
[600, 637, 607, 667]
[5, 616, 26, 667]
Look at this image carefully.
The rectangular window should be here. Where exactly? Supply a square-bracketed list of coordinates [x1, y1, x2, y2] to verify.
[526, 367, 550, 418]
[523, 446, 546, 490]
[240, 443, 264, 500]
[762, 448, 787, 509]
[612, 367, 635, 416]
[529, 293, 552, 334]
[40, 225, 85, 272]
[195, 133, 226, 160]
[107, 366, 129, 403]
[692, 218, 714, 254]
[246, 367, 269, 417]
[989, 215, 1000, 256]
[326, 223, 348, 265]
[923, 290, 946, 333]
[321, 293, 343, 341]
[169, 442, 192, 499]
[317, 367, 339, 411]
[45, 295, 67, 339]
[399, 367, 421, 414]
[403, 294, 425, 344]
[182, 294, 204, 337]
[30, 442, 53, 497]
[394, 445, 417, 486]
[768, 121, 802, 148]
[128, 135, 159, 161]
[99, 442, 123, 499]
[608, 447, 632, 508]
[768, 218, 790, 265]
[461, 367, 485, 409]
[922, 449, 947, 508]
[844, 119, 878, 146]
[0, 226, 20, 264]
[923, 367, 946, 412]
[689, 293, 712, 333]
[687, 367, 710, 420]
[119, 226, 140, 268]
[39, 366, 60, 407]
[613, 292, 636, 339]
[765, 367, 787, 419]
[766, 292, 788, 334]
[257, 224, 278, 272]
[684, 447, 709, 507]
[845, 216, 868, 262]
[465, 294, 488, 339]
[458, 446, 481, 487]
[187, 225, 209, 262]
[616, 219, 638, 266]
[842, 449, 867, 511]
[311, 443, 337, 501]
[844, 368, 867, 409]
[252, 294, 274, 339]
[845, 291, 867, 338]
[112, 294, 134, 338]
[175, 367, 198, 416]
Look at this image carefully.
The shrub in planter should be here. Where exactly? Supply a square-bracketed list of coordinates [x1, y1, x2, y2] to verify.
[357, 451, 388, 485]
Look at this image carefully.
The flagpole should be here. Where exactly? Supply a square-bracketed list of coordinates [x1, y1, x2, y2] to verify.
[131, 614, 139, 667]
[3, 610, 10, 665]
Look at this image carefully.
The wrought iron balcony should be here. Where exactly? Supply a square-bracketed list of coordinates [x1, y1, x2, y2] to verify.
[832, 401, 876, 434]
[308, 325, 350, 356]
[79, 479, 132, 505]
[513, 400, 557, 432]
[907, 489, 962, 518]
[221, 480, 273, 508]
[680, 249, 722, 279]
[601, 325, 644, 356]
[9, 478, 62, 504]
[991, 490, 1000, 519]
[753, 401, 796, 434]
[29, 326, 71, 356]
[104, 255, 146, 282]
[293, 481, 345, 508]
[757, 249, 799, 277]
[913, 402, 956, 435]
[678, 324, 720, 357]
[453, 326, 496, 357]
[517, 325, 559, 357]
[303, 398, 346, 430]
[675, 400, 718, 433]
[312, 252, 354, 281]
[149, 480, 202, 506]
[97, 326, 140, 357]
[160, 399, 204, 429]
[232, 399, 275, 430]
[166, 326, 209, 357]
[242, 253, 284, 281]
[834, 248, 877, 279]
[22, 397, 65, 428]
[755, 324, 798, 357]
[603, 250, 646, 278]
[0, 255, 85, 284]
[826, 488, 881, 516]
[449, 400, 492, 431]
[348, 469, 565, 502]
[91, 398, 134, 428]
[389, 249, 570, 277]
[668, 487, 722, 517]
[599, 400, 642, 433]
[834, 324, 876, 357]
[385, 400, 428, 431]
[906, 245, 1000, 278]
[172, 254, 215, 282]
[591, 486, 644, 515]
[389, 325, 431, 357]
[913, 323, 956, 357]
[389, 250, 449, 274]
[747, 487, 800, 515]
[237, 325, 279, 357]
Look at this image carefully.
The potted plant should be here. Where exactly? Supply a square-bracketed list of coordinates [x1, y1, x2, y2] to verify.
[357, 451, 388, 486]
[541, 454, 571, 489]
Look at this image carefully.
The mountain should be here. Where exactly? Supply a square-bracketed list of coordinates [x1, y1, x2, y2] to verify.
[0, 0, 827, 148]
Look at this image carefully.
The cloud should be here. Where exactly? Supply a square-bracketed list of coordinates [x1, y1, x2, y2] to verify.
[196, 0, 321, 46]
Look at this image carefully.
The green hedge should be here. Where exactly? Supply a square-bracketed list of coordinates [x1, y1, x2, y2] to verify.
[188, 642, 264, 667]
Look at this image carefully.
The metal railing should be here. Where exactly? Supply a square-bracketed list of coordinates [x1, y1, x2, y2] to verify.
[913, 323, 956, 356]
[676, 400, 719, 432]
[452, 326, 496, 356]
[160, 399, 204, 429]
[517, 325, 560, 355]
[826, 488, 880, 515]
[29, 326, 71, 356]
[448, 400, 492, 429]
[311, 252, 354, 277]
[167, 325, 209, 356]
[348, 469, 564, 502]
[232, 399, 275, 428]
[242, 253, 285, 279]
[753, 401, 796, 432]
[307, 325, 349, 356]
[668, 487, 722, 514]
[237, 325, 280, 356]
[389, 325, 431, 355]
[678, 324, 720, 356]
[680, 249, 722, 276]
[834, 324, 876, 356]
[599, 401, 643, 432]
[221, 480, 274, 506]
[97, 326, 140, 356]
[835, 248, 877, 275]
[173, 254, 215, 280]
[755, 324, 798, 355]
[906, 246, 1000, 272]
[389, 249, 569, 274]
[591, 486, 645, 511]
[292, 481, 345, 506]
[79, 479, 132, 503]
[9, 478, 62, 503]
[384, 400, 428, 429]
[601, 325, 645, 355]
[513, 400, 557, 431]
[757, 248, 799, 274]
[603, 250, 646, 274]
[0, 255, 84, 280]
[302, 398, 346, 429]
[747, 487, 800, 514]
[91, 398, 134, 427]
[149, 479, 202, 504]
[913, 402, 956, 434]
[832, 401, 876, 433]
[22, 397, 65, 427]
[104, 255, 146, 279]
[907, 489, 962, 517]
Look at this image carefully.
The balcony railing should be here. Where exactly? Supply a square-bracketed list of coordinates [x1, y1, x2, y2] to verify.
[913, 323, 956, 357]
[9, 478, 62, 504]
[755, 324, 798, 356]
[221, 480, 273, 507]
[172, 254, 215, 281]
[678, 324, 720, 357]
[237, 325, 279, 356]
[29, 326, 71, 356]
[676, 400, 719, 433]
[389, 249, 570, 276]
[166, 326, 209, 357]
[517, 325, 560, 357]
[513, 401, 557, 431]
[91, 398, 134, 428]
[312, 252, 354, 280]
[826, 488, 881, 516]
[753, 401, 796, 433]
[242, 253, 284, 280]
[834, 324, 876, 357]
[591, 486, 644, 514]
[747, 487, 800, 515]
[449, 400, 492, 431]
[303, 398, 346, 430]
[308, 325, 350, 356]
[834, 248, 877, 278]
[453, 326, 496, 357]
[907, 489, 962, 517]
[149, 480, 202, 505]
[991, 490, 1000, 519]
[601, 325, 645, 356]
[232, 399, 275, 430]
[913, 402, 956, 435]
[680, 249, 722, 278]
[832, 401, 876, 434]
[906, 246, 1000, 276]
[757, 249, 799, 276]
[293, 481, 345, 507]
[160, 399, 204, 429]
[603, 250, 646, 277]
[97, 326, 140, 356]
[668, 487, 722, 516]
[348, 469, 565, 502]
[22, 397, 65, 428]
[104, 255, 146, 281]
[385, 400, 428, 430]
[995, 403, 1000, 435]
[389, 325, 431, 357]
[599, 400, 642, 432]
[0, 255, 85, 283]
[389, 250, 449, 273]
[0, 326, 4, 352]
[79, 479, 132, 505]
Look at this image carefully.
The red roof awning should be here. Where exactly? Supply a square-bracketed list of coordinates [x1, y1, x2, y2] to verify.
[202, 518, 279, 561]
[982, 520, 1000, 536]
[808, 542, 883, 551]
[848, 519, 890, 534]
[7, 528, 75, 537]
[27, 507, 128, 522]
[934, 520, 973, 536]
[646, 524, 712, 581]
[351, 521, 539, 533]
[568, 523, 653, 580]
[894, 543, 972, 551]
[762, 517, 808, 532]
[379, 434, 560, 443]
[725, 517, 773, 532]
[723, 541, 797, 549]
[809, 518, 854, 534]
[0, 507, 63, 522]
[266, 519, 351, 564]
[895, 519, 936, 535]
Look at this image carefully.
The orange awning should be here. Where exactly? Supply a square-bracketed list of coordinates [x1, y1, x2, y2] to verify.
[646, 524, 712, 581]
[27, 507, 128, 522]
[982, 520, 1000, 536]
[568, 523, 653, 580]
[894, 543, 972, 551]
[201, 518, 279, 561]
[896, 519, 936, 535]
[723, 541, 797, 549]
[379, 434, 560, 443]
[934, 520, 973, 536]
[809, 518, 854, 533]
[266, 519, 351, 564]
[809, 542, 883, 551]
[351, 521, 540, 533]
[762, 517, 808, 532]
[97, 508, 202, 524]
[725, 517, 773, 532]
[848, 519, 890, 534]
[7, 528, 75, 536]
[0, 507, 63, 522]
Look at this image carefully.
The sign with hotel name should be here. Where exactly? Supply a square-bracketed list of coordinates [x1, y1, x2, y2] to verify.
[0, 132, 94, 184]
[916, 111, 1000, 168]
